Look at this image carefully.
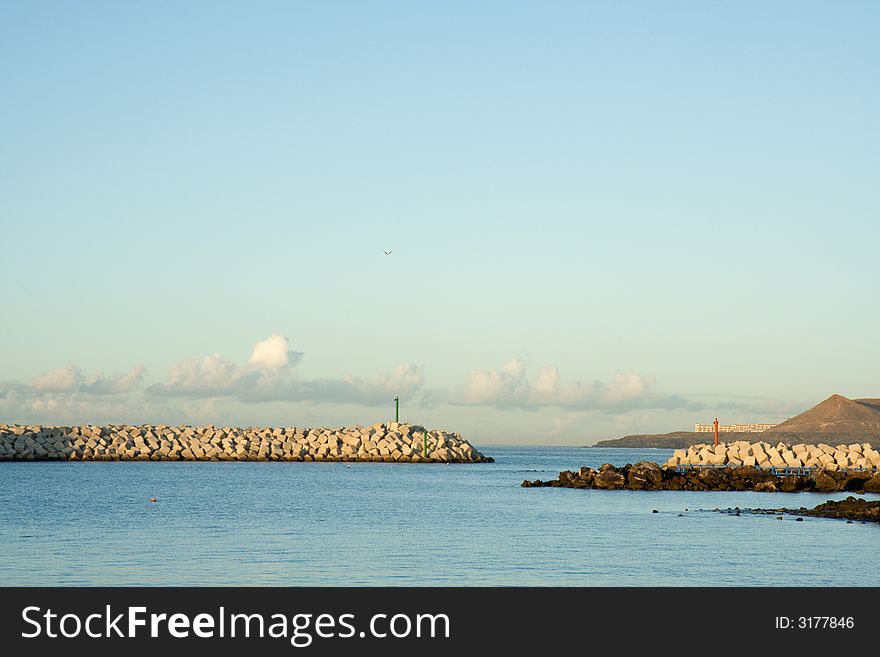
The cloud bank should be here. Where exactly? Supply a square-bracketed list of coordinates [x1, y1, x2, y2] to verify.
[454, 359, 687, 412]
[0, 339, 798, 442]
[0, 364, 147, 423]
[5, 364, 146, 397]
[148, 335, 304, 398]
[148, 334, 423, 406]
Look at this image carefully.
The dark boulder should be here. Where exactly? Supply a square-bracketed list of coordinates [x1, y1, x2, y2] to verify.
[728, 466, 777, 486]
[864, 473, 880, 494]
[627, 461, 663, 490]
[662, 474, 686, 490]
[577, 467, 596, 486]
[560, 469, 592, 489]
[779, 476, 801, 493]
[813, 468, 845, 492]
[594, 465, 626, 489]
[696, 468, 729, 490]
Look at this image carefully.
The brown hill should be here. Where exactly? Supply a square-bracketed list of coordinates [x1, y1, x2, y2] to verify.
[766, 394, 880, 437]
[595, 394, 880, 448]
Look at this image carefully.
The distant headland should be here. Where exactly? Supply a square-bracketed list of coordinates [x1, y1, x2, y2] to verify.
[593, 394, 880, 448]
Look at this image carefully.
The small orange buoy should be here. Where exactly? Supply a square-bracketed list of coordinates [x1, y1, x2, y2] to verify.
[149, 497, 157, 503]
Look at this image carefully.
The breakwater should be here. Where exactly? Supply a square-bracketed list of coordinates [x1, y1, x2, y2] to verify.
[665, 440, 880, 470]
[0, 422, 493, 463]
[522, 461, 880, 493]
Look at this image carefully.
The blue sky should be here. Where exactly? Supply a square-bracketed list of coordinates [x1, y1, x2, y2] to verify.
[1, 2, 878, 443]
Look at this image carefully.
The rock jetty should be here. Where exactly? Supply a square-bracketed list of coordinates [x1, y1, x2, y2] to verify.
[0, 422, 493, 463]
[665, 441, 880, 470]
[522, 461, 880, 493]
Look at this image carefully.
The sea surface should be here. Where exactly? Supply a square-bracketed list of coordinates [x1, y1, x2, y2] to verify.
[1, 446, 877, 586]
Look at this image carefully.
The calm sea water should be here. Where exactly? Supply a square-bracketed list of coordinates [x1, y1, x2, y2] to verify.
[1, 446, 877, 586]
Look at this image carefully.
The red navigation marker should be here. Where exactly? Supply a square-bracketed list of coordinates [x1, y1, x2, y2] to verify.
[713, 417, 719, 447]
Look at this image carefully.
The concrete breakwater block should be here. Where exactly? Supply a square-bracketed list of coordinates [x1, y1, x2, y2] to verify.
[0, 422, 493, 463]
[664, 440, 880, 471]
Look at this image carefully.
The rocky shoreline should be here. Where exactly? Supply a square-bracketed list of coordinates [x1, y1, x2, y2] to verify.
[791, 497, 880, 523]
[522, 461, 880, 493]
[715, 497, 880, 524]
[0, 422, 493, 463]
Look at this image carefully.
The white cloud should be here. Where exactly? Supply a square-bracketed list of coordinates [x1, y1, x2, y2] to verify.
[149, 335, 420, 406]
[455, 360, 686, 412]
[21, 364, 145, 395]
[247, 334, 298, 371]
[281, 362, 424, 406]
[161, 354, 239, 396]
[83, 366, 147, 394]
[149, 334, 303, 397]
[460, 359, 530, 406]
[0, 364, 147, 424]
[29, 364, 82, 392]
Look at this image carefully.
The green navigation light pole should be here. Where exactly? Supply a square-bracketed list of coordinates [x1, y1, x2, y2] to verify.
[394, 396, 399, 423]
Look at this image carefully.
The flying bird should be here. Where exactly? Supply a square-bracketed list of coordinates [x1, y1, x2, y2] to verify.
[383, 250, 392, 256]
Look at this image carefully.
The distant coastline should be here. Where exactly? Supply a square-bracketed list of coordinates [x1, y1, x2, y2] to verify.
[594, 431, 880, 450]
[592, 431, 739, 449]
[592, 394, 880, 449]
